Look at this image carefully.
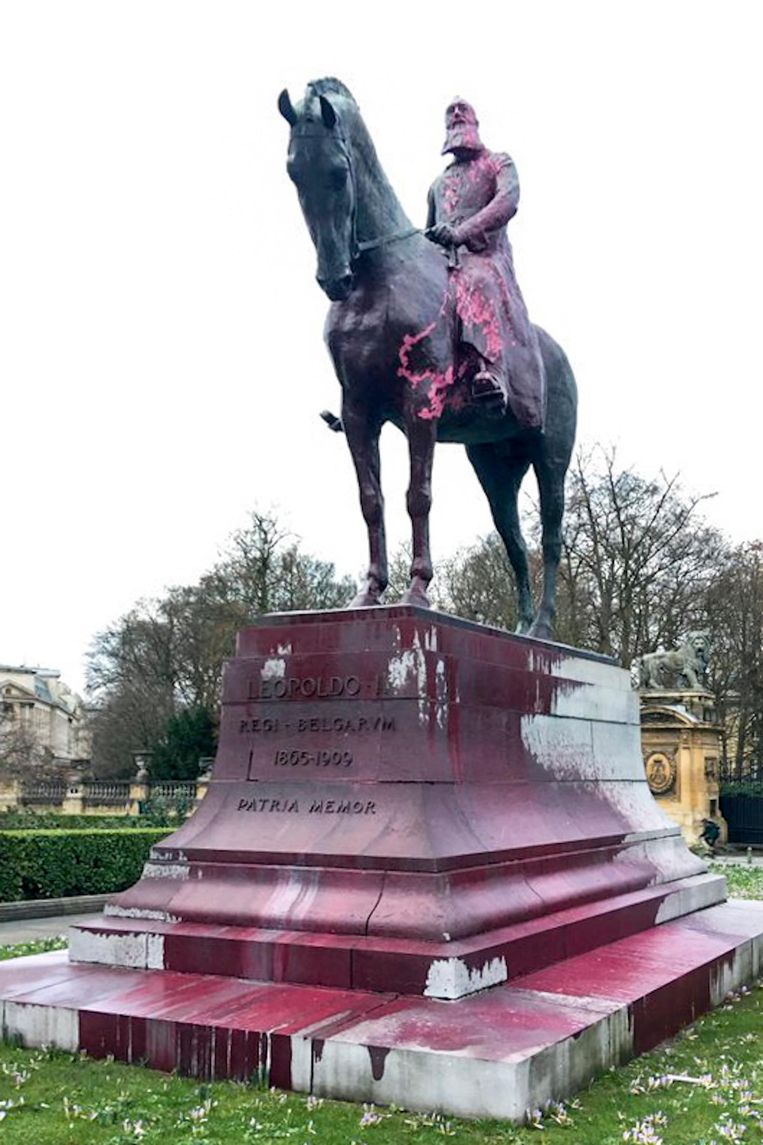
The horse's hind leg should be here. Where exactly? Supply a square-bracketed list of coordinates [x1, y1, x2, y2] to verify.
[342, 400, 388, 607]
[466, 443, 534, 632]
[530, 459, 565, 640]
[401, 418, 437, 607]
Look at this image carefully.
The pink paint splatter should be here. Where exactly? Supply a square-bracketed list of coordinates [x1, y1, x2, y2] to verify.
[454, 273, 503, 359]
[397, 322, 438, 386]
[467, 153, 490, 185]
[418, 365, 455, 420]
[397, 227, 513, 420]
[442, 173, 460, 215]
[397, 317, 455, 420]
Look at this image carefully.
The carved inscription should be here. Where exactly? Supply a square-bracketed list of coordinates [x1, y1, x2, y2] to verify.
[241, 672, 398, 780]
[248, 670, 422, 701]
[237, 796, 376, 815]
[237, 797, 300, 813]
[273, 749, 352, 768]
[239, 715, 395, 735]
[252, 675, 361, 700]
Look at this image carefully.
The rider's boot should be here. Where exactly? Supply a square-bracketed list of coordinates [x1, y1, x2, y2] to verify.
[472, 361, 508, 413]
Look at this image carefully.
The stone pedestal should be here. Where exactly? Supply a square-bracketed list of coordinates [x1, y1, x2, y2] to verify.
[640, 690, 728, 847]
[1, 607, 760, 1122]
[70, 607, 721, 997]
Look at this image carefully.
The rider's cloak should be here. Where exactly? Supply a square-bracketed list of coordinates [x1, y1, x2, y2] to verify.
[427, 149, 545, 430]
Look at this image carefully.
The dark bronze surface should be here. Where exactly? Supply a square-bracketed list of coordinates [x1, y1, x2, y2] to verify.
[280, 80, 578, 639]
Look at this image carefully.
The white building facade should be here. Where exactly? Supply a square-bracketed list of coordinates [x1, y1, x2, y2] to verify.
[0, 665, 90, 766]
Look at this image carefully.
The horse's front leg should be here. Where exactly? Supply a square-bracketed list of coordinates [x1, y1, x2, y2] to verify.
[401, 418, 437, 607]
[530, 462, 565, 640]
[342, 400, 388, 607]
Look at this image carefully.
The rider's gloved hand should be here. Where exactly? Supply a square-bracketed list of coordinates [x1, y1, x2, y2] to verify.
[425, 222, 460, 248]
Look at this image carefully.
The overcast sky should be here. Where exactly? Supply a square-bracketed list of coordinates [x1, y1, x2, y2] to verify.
[1, 1, 761, 696]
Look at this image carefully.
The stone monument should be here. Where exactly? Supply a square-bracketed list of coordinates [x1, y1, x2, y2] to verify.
[636, 634, 728, 847]
[1, 82, 761, 1124]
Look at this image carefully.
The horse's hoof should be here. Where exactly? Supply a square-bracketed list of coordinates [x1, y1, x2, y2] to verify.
[349, 590, 382, 608]
[400, 583, 431, 608]
[528, 619, 554, 641]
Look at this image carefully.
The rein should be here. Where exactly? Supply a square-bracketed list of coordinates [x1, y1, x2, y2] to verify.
[336, 134, 420, 265]
[292, 124, 420, 268]
[353, 227, 421, 259]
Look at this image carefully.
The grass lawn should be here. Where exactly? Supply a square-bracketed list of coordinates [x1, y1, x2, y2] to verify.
[0, 937, 68, 963]
[0, 862, 761, 1143]
[716, 860, 763, 900]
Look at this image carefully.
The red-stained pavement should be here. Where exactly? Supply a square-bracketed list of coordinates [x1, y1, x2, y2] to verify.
[3, 901, 763, 1119]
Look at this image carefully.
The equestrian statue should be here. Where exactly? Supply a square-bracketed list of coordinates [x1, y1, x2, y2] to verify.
[278, 79, 577, 639]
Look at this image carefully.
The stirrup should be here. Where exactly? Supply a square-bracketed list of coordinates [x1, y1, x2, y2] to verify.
[472, 370, 507, 408]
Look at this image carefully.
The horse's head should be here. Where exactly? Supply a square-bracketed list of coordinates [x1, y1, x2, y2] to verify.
[278, 86, 355, 302]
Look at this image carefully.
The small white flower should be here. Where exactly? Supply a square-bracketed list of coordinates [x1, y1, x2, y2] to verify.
[359, 1102, 384, 1126]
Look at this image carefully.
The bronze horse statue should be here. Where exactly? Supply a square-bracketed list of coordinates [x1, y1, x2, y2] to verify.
[279, 79, 577, 639]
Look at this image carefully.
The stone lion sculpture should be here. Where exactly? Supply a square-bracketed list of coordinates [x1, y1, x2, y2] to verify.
[634, 631, 709, 691]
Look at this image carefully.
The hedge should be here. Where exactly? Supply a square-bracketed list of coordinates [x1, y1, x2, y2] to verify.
[0, 812, 147, 831]
[0, 812, 175, 831]
[0, 828, 169, 903]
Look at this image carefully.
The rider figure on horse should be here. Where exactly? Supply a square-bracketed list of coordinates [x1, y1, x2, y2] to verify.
[426, 98, 546, 430]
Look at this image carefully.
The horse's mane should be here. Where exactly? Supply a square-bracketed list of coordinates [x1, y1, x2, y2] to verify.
[300, 77, 410, 236]
[306, 77, 357, 105]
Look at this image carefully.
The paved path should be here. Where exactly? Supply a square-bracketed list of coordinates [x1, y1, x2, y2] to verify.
[0, 912, 102, 947]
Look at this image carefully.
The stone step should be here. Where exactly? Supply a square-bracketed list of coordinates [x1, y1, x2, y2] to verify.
[69, 872, 726, 998]
[2, 899, 762, 1120]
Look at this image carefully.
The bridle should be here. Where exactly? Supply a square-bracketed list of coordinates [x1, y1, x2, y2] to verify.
[292, 126, 420, 269]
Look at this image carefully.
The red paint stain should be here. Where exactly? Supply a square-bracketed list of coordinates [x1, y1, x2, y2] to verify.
[367, 1043, 391, 1081]
[269, 1033, 293, 1089]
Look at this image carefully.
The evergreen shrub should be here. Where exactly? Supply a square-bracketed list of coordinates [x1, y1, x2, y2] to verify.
[0, 828, 168, 902]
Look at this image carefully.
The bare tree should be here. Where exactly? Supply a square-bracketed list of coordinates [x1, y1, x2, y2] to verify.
[554, 449, 724, 664]
[86, 510, 354, 777]
[437, 533, 531, 631]
[437, 448, 727, 665]
[705, 542, 763, 780]
[205, 511, 354, 616]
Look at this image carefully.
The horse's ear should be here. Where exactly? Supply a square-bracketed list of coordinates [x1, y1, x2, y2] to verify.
[319, 95, 337, 130]
[278, 89, 298, 126]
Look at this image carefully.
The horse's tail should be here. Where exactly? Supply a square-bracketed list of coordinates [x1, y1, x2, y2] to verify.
[320, 410, 344, 433]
